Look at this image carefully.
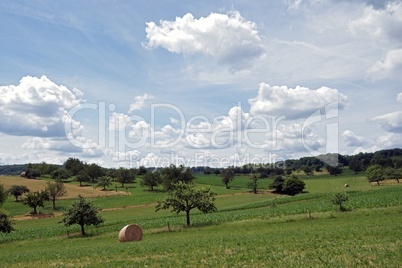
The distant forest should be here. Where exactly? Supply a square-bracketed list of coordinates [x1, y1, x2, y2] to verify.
[1, 148, 401, 176]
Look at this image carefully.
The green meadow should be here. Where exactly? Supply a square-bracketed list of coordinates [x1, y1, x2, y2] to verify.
[1, 170, 402, 267]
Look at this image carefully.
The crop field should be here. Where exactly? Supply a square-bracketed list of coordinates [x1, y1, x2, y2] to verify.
[1, 172, 402, 267]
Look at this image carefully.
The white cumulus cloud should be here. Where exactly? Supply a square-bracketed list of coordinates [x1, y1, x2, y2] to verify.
[372, 111, 402, 132]
[367, 48, 402, 80]
[249, 83, 349, 119]
[342, 130, 366, 146]
[0, 75, 84, 137]
[145, 11, 265, 71]
[128, 93, 154, 113]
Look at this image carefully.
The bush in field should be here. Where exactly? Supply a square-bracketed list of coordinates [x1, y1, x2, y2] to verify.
[283, 176, 305, 196]
[269, 175, 305, 196]
[0, 184, 7, 206]
[61, 195, 104, 236]
[0, 210, 14, 233]
[247, 175, 259, 194]
[8, 185, 29, 202]
[331, 192, 349, 211]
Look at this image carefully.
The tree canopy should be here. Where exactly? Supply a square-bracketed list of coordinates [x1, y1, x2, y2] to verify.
[46, 181, 67, 209]
[366, 164, 384, 185]
[140, 171, 162, 191]
[8, 185, 29, 202]
[156, 182, 217, 226]
[61, 195, 104, 236]
[22, 190, 49, 214]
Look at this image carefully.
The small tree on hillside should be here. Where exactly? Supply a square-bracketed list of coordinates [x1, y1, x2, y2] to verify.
[64, 157, 84, 176]
[61, 195, 104, 236]
[116, 168, 135, 188]
[8, 185, 29, 201]
[75, 171, 90, 187]
[247, 175, 259, 194]
[140, 171, 162, 191]
[156, 182, 217, 226]
[97, 176, 113, 190]
[0, 211, 14, 233]
[331, 192, 349, 211]
[220, 168, 235, 189]
[269, 176, 285, 193]
[22, 190, 49, 214]
[25, 168, 41, 179]
[161, 165, 195, 191]
[366, 164, 384, 185]
[46, 181, 67, 209]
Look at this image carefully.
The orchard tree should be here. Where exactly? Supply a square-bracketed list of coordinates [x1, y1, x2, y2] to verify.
[220, 168, 235, 189]
[8, 185, 29, 201]
[326, 165, 343, 176]
[140, 171, 162, 191]
[97, 176, 113, 190]
[366, 164, 383, 185]
[156, 182, 217, 226]
[116, 168, 135, 188]
[22, 190, 49, 214]
[75, 171, 90, 187]
[51, 168, 70, 182]
[64, 157, 84, 176]
[85, 163, 104, 183]
[331, 192, 349, 211]
[61, 195, 104, 236]
[161, 165, 195, 191]
[46, 181, 67, 209]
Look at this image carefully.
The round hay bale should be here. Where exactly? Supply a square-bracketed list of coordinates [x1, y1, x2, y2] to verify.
[118, 224, 143, 242]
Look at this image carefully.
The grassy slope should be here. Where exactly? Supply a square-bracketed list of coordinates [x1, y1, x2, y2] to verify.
[1, 172, 402, 267]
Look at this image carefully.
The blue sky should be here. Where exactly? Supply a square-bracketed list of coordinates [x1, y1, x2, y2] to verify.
[0, 0, 401, 168]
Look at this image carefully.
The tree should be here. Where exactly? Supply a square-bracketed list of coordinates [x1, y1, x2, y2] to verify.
[161, 165, 195, 191]
[75, 171, 90, 187]
[383, 167, 401, 183]
[155, 182, 217, 226]
[61, 195, 104, 236]
[8, 185, 29, 201]
[269, 176, 285, 193]
[116, 168, 135, 188]
[0, 211, 14, 233]
[220, 168, 235, 189]
[25, 168, 41, 179]
[0, 183, 7, 206]
[247, 175, 259, 194]
[22, 190, 49, 214]
[326, 165, 343, 176]
[51, 168, 70, 182]
[97, 176, 113, 190]
[140, 171, 162, 191]
[366, 164, 384, 185]
[64, 157, 84, 176]
[348, 158, 362, 174]
[137, 166, 148, 176]
[331, 192, 349, 211]
[301, 165, 313, 175]
[46, 181, 67, 209]
[283, 176, 305, 196]
[85, 163, 104, 183]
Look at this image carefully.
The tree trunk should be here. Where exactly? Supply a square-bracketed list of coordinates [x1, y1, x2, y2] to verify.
[79, 181, 82, 187]
[33, 206, 37, 214]
[151, 185, 154, 191]
[376, 180, 380, 186]
[80, 224, 86, 236]
[186, 210, 191, 226]
[52, 198, 56, 210]
[225, 182, 229, 189]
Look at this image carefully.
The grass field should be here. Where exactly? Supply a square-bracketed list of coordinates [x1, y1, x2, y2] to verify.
[1, 171, 402, 267]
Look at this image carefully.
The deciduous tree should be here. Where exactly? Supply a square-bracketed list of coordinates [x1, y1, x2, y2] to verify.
[46, 181, 67, 209]
[61, 195, 104, 236]
[156, 183, 217, 226]
[22, 190, 49, 214]
[331, 192, 349, 211]
[116, 168, 135, 188]
[220, 168, 235, 189]
[97, 176, 113, 190]
[247, 175, 259, 194]
[161, 165, 194, 191]
[8, 185, 29, 201]
[140, 171, 162, 191]
[366, 164, 383, 185]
